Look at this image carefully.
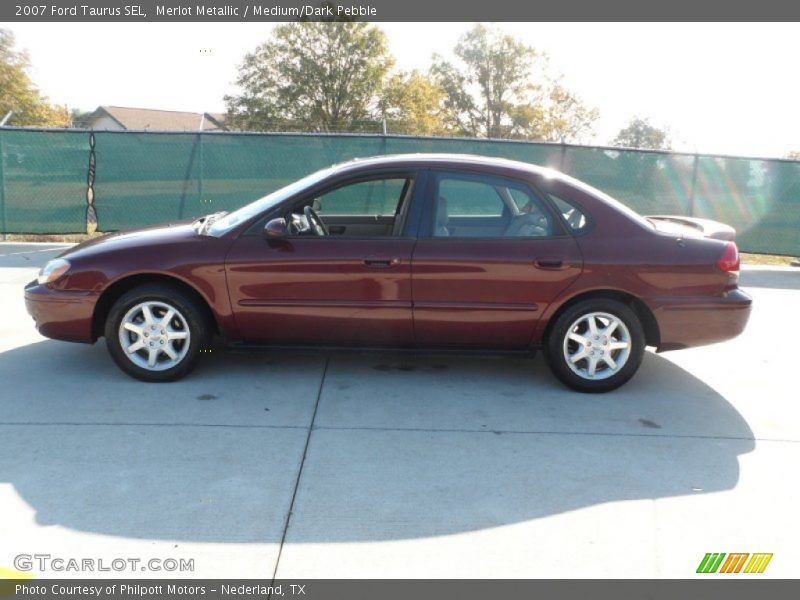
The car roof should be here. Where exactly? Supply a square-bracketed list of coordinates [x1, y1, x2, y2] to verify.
[329, 153, 560, 178]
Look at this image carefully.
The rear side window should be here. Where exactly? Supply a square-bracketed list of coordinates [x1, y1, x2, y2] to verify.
[431, 172, 555, 238]
[438, 178, 505, 216]
[549, 194, 589, 233]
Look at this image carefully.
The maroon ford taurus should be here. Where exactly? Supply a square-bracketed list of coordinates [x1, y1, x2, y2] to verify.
[24, 154, 752, 392]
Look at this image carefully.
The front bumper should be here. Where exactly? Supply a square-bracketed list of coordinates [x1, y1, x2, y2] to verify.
[650, 288, 752, 351]
[24, 280, 98, 343]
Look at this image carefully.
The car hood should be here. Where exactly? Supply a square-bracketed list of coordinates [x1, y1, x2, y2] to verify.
[58, 220, 200, 260]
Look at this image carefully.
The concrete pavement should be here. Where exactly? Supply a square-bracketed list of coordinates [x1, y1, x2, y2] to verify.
[0, 242, 797, 578]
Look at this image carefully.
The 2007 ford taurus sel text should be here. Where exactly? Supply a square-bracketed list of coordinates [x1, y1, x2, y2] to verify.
[25, 154, 752, 392]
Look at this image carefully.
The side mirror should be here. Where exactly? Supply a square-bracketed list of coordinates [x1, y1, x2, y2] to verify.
[264, 218, 288, 239]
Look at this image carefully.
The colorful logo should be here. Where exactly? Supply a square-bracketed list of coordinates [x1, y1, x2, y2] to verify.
[697, 553, 773, 574]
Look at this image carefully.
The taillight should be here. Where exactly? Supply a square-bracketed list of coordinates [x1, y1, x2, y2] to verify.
[716, 242, 740, 273]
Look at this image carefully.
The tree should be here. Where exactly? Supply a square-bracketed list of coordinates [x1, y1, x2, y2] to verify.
[225, 21, 393, 132]
[509, 81, 598, 142]
[69, 108, 94, 128]
[0, 29, 69, 127]
[611, 117, 671, 150]
[432, 24, 535, 138]
[378, 70, 445, 135]
[431, 24, 598, 141]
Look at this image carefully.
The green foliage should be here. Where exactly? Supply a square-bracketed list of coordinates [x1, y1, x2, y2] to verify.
[510, 82, 599, 142]
[431, 24, 598, 142]
[378, 70, 446, 136]
[226, 23, 599, 140]
[431, 24, 535, 138]
[224, 21, 393, 132]
[611, 117, 671, 150]
[0, 29, 69, 127]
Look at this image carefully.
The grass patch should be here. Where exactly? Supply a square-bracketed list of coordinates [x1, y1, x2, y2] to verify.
[2, 232, 103, 243]
[740, 252, 798, 266]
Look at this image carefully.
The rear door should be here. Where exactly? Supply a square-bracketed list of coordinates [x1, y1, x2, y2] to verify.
[411, 170, 583, 349]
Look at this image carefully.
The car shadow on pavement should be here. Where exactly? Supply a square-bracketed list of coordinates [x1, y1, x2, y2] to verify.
[0, 340, 754, 543]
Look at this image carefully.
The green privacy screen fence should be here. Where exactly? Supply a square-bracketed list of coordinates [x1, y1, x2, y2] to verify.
[0, 128, 798, 255]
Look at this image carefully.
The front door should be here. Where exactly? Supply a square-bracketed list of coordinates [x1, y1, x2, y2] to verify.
[225, 173, 419, 346]
[412, 170, 583, 348]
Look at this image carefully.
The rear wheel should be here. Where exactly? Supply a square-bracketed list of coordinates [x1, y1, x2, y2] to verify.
[545, 298, 645, 393]
[104, 283, 209, 382]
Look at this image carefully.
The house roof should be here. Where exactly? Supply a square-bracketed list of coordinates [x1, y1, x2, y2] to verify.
[88, 106, 226, 131]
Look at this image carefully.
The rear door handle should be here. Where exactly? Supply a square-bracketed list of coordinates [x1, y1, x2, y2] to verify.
[364, 257, 401, 268]
[534, 258, 568, 270]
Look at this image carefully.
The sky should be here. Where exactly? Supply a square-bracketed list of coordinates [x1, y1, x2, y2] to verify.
[7, 22, 800, 158]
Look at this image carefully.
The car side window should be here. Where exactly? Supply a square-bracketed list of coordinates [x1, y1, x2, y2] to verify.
[432, 173, 554, 238]
[508, 188, 533, 212]
[438, 178, 505, 217]
[316, 178, 407, 216]
[284, 175, 413, 238]
[549, 194, 589, 233]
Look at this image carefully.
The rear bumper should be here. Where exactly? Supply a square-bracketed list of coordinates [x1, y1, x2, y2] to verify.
[24, 280, 98, 343]
[649, 288, 752, 351]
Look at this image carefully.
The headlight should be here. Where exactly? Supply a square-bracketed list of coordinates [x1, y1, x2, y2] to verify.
[37, 258, 71, 285]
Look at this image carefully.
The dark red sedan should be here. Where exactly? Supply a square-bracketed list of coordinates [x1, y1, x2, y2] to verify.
[24, 154, 752, 392]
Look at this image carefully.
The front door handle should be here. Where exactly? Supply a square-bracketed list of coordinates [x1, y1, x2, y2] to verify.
[534, 258, 568, 270]
[364, 257, 402, 268]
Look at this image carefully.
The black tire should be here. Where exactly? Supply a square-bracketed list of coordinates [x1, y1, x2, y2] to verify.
[544, 298, 645, 393]
[104, 283, 210, 382]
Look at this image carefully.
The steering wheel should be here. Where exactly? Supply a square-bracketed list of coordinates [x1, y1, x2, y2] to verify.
[285, 214, 299, 235]
[304, 205, 329, 236]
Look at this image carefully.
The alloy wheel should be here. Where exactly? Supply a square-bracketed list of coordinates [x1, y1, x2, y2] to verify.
[118, 301, 191, 371]
[561, 311, 632, 380]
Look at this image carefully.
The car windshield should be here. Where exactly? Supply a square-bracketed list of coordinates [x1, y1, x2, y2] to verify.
[206, 165, 338, 236]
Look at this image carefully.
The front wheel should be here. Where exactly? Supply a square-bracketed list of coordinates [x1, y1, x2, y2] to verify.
[104, 284, 209, 382]
[545, 298, 645, 393]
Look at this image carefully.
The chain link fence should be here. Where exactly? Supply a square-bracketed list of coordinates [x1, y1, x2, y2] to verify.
[0, 128, 798, 255]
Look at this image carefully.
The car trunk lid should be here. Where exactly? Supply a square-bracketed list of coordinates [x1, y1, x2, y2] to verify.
[645, 215, 736, 241]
